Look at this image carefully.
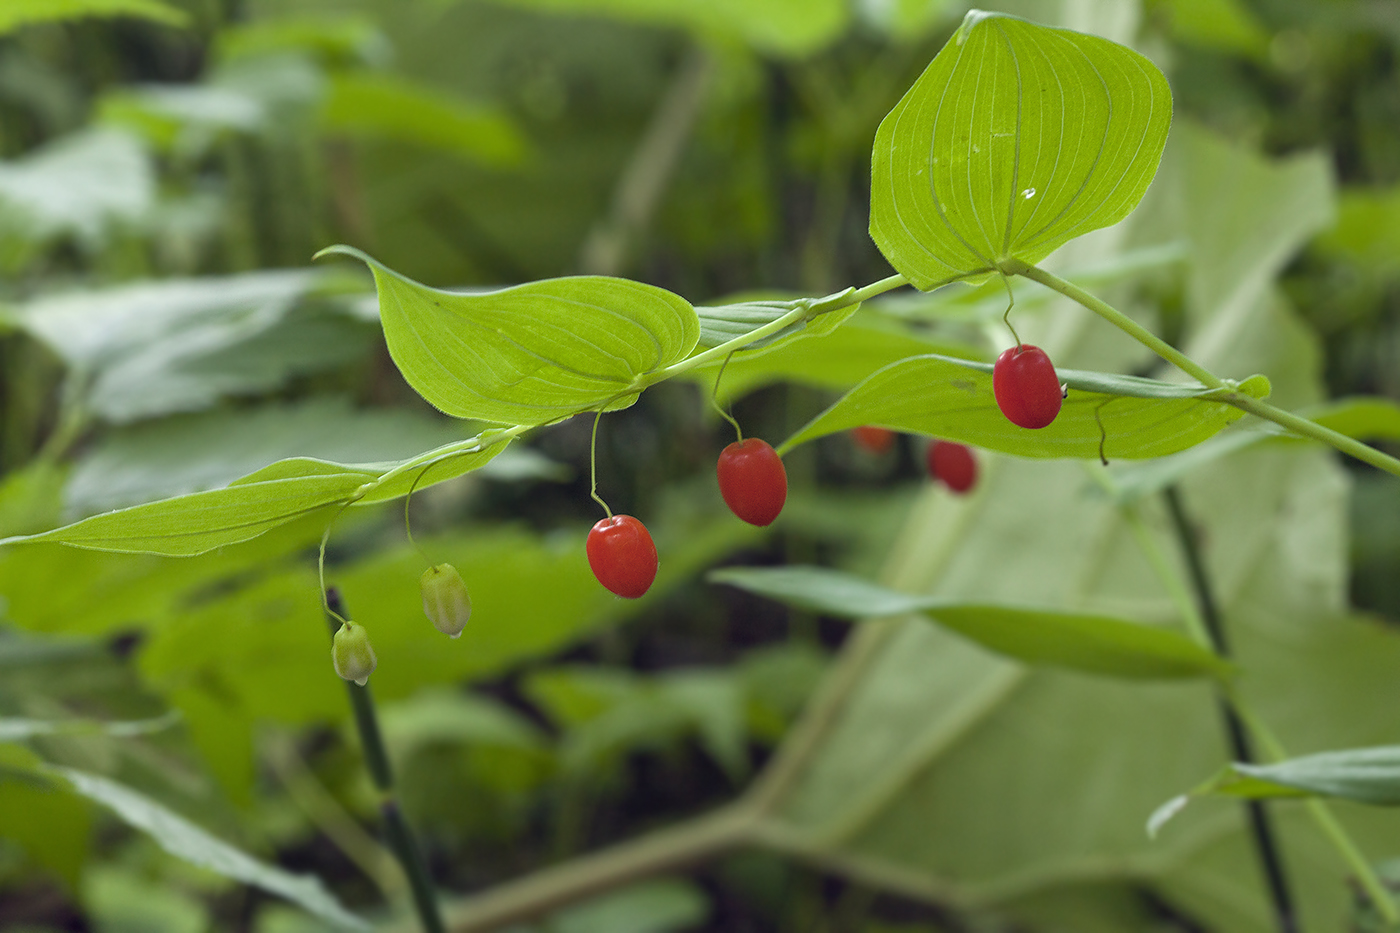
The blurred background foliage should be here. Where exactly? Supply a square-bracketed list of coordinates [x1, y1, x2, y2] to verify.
[1, 0, 1399, 931]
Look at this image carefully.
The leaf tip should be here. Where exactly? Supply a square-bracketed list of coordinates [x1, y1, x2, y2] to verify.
[312, 244, 372, 266]
[955, 10, 999, 44]
[1147, 794, 1190, 838]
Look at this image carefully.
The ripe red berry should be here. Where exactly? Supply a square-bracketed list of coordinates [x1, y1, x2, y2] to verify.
[587, 515, 658, 599]
[716, 438, 787, 526]
[926, 440, 977, 493]
[993, 344, 1063, 429]
[851, 426, 895, 455]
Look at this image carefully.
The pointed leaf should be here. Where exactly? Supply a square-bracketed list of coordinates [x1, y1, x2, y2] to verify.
[779, 353, 1260, 460]
[870, 11, 1172, 289]
[319, 246, 700, 425]
[49, 766, 369, 930]
[710, 565, 1230, 680]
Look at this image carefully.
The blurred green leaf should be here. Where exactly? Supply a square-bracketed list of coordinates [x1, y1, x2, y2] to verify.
[474, 0, 848, 57]
[0, 743, 91, 888]
[50, 766, 369, 930]
[779, 353, 1258, 460]
[870, 11, 1172, 289]
[319, 246, 699, 425]
[322, 73, 527, 167]
[0, 711, 177, 741]
[1314, 184, 1400, 275]
[0, 0, 187, 34]
[214, 15, 390, 67]
[9, 269, 353, 422]
[378, 687, 545, 763]
[64, 398, 555, 516]
[0, 127, 152, 262]
[1152, 0, 1271, 56]
[83, 866, 209, 933]
[710, 565, 1230, 680]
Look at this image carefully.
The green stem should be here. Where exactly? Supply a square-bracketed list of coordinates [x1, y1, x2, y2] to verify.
[325, 589, 446, 933]
[422, 803, 757, 933]
[1230, 395, 1400, 479]
[1002, 259, 1225, 390]
[1010, 260, 1400, 481]
[651, 273, 908, 383]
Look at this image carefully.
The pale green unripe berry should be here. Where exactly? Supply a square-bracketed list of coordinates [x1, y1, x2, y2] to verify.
[332, 621, 376, 686]
[420, 562, 471, 639]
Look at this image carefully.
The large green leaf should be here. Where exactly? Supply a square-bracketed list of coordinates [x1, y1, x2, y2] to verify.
[50, 766, 368, 930]
[710, 566, 1229, 681]
[869, 11, 1172, 290]
[319, 246, 700, 424]
[779, 353, 1264, 460]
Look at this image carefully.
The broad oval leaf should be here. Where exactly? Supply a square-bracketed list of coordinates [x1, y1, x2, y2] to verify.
[710, 565, 1230, 680]
[779, 353, 1261, 460]
[319, 245, 700, 425]
[870, 11, 1172, 289]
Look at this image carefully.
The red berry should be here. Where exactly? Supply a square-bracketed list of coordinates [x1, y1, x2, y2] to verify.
[993, 344, 1062, 429]
[587, 515, 657, 599]
[851, 426, 895, 455]
[717, 438, 787, 526]
[926, 440, 977, 493]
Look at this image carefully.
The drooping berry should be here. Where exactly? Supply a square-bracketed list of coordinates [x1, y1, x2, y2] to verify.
[851, 426, 895, 455]
[716, 438, 787, 526]
[332, 621, 377, 686]
[926, 440, 977, 494]
[587, 514, 658, 599]
[420, 562, 471, 638]
[993, 344, 1062, 429]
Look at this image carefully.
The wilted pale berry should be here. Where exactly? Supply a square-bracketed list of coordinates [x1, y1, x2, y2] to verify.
[332, 621, 377, 686]
[420, 562, 471, 638]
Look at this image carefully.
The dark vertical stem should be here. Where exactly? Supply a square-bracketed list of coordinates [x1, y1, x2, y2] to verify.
[1163, 487, 1299, 933]
[325, 588, 446, 933]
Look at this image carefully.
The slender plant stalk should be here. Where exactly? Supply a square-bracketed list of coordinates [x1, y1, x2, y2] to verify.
[325, 588, 447, 933]
[1163, 487, 1299, 933]
[1007, 260, 1400, 480]
[421, 803, 757, 933]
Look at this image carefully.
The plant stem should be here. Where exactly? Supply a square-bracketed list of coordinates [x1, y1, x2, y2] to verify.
[325, 588, 447, 933]
[1166, 487, 1400, 929]
[425, 803, 756, 933]
[1162, 486, 1298, 933]
[1230, 395, 1400, 479]
[1002, 259, 1225, 389]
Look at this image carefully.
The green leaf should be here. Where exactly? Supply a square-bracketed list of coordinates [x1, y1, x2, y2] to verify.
[472, 0, 848, 57]
[694, 290, 857, 355]
[49, 766, 369, 930]
[64, 398, 546, 516]
[0, 468, 371, 556]
[710, 566, 1231, 680]
[693, 315, 975, 406]
[0, 0, 187, 34]
[1156, 0, 1271, 56]
[1149, 746, 1400, 838]
[869, 11, 1172, 290]
[321, 73, 528, 167]
[1315, 184, 1400, 274]
[779, 353, 1256, 460]
[318, 246, 699, 424]
[0, 712, 178, 741]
